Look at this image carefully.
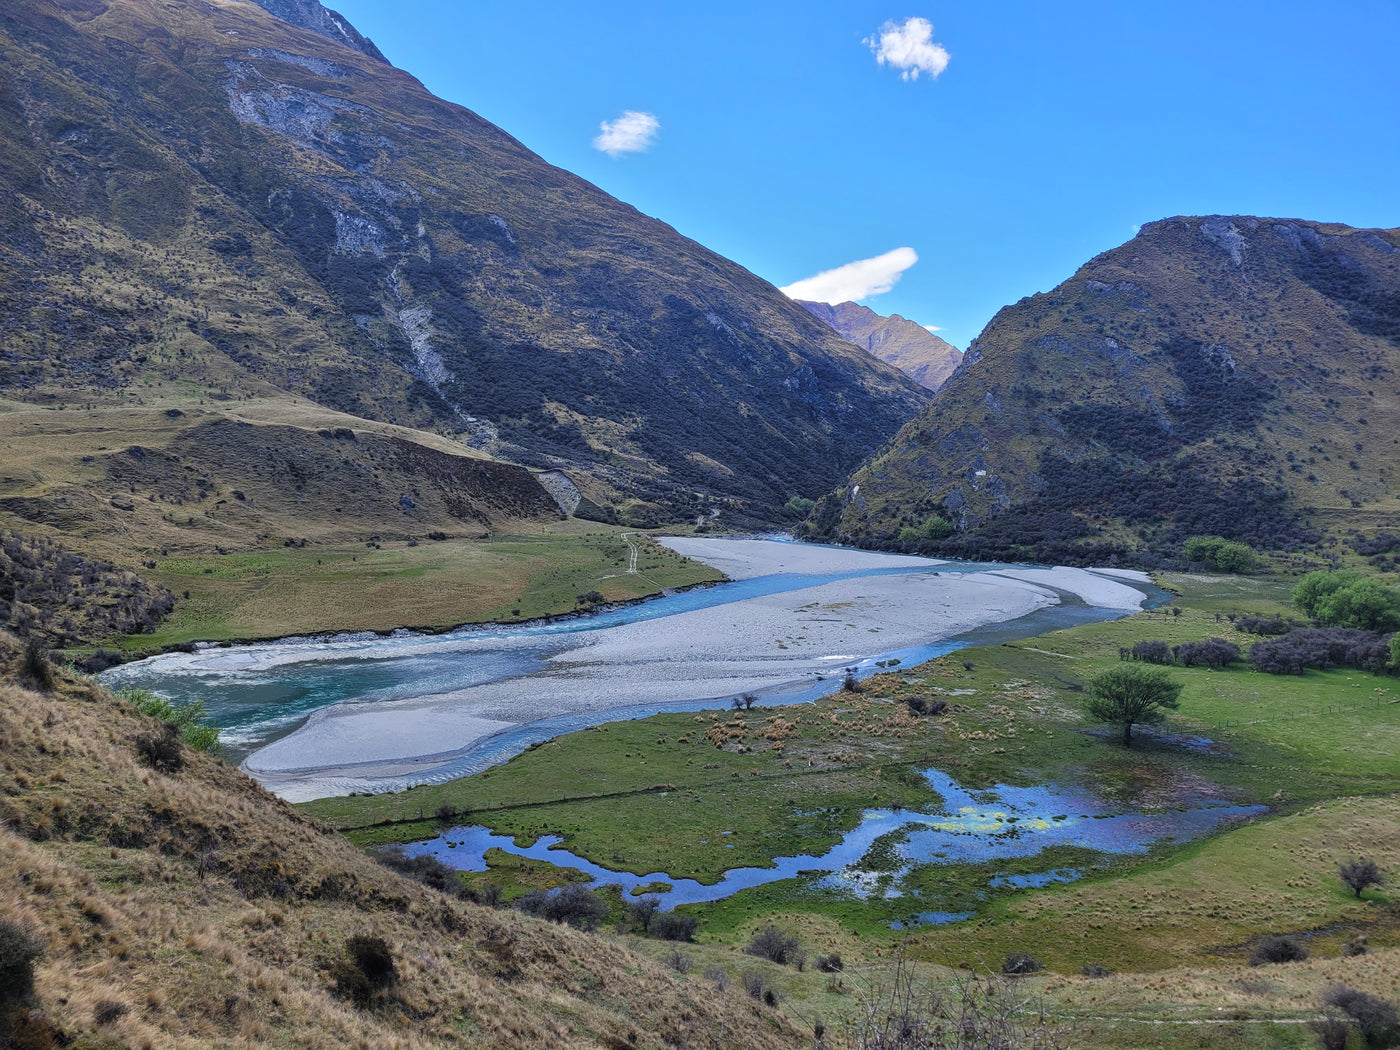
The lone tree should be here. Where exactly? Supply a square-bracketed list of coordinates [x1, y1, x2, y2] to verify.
[1084, 664, 1183, 747]
[1340, 858, 1385, 899]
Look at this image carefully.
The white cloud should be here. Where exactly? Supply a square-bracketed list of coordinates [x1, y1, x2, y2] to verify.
[923, 324, 943, 332]
[592, 111, 660, 157]
[865, 17, 950, 81]
[780, 247, 919, 304]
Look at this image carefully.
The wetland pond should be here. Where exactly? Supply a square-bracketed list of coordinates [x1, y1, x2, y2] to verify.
[406, 768, 1264, 916]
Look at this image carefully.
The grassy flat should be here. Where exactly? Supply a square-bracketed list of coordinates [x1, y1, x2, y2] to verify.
[122, 527, 720, 647]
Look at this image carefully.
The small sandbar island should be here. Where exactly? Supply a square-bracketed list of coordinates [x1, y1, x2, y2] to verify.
[109, 539, 1154, 801]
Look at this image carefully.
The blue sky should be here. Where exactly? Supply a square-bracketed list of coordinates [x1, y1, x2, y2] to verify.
[330, 1, 1400, 349]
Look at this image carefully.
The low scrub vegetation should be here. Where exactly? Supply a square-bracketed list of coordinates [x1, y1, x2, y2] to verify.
[1293, 570, 1400, 632]
[0, 529, 175, 645]
[1183, 535, 1257, 573]
[1247, 627, 1395, 675]
[118, 687, 221, 753]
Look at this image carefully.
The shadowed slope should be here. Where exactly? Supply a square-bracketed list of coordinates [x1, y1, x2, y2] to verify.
[813, 216, 1400, 562]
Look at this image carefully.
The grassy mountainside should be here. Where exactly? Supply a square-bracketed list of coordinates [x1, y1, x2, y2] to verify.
[0, 634, 803, 1049]
[811, 216, 1400, 563]
[799, 300, 962, 391]
[0, 0, 927, 541]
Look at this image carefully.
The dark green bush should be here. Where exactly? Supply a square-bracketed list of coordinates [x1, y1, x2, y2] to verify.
[1249, 934, 1308, 966]
[0, 920, 43, 1016]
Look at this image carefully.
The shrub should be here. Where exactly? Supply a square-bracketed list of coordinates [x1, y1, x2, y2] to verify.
[741, 971, 767, 1000]
[628, 897, 660, 934]
[462, 882, 502, 907]
[1249, 628, 1393, 675]
[1322, 985, 1399, 1049]
[346, 935, 396, 990]
[1294, 571, 1400, 632]
[331, 935, 396, 1007]
[20, 639, 54, 692]
[841, 672, 860, 693]
[815, 952, 844, 973]
[92, 999, 129, 1025]
[0, 920, 43, 1016]
[665, 948, 692, 974]
[376, 847, 463, 895]
[650, 912, 699, 942]
[783, 496, 815, 520]
[1130, 640, 1173, 665]
[1183, 535, 1257, 573]
[1249, 934, 1308, 966]
[516, 885, 607, 929]
[1001, 951, 1043, 975]
[119, 688, 221, 753]
[745, 926, 799, 965]
[1081, 963, 1112, 978]
[1340, 858, 1384, 899]
[1175, 637, 1241, 669]
[135, 724, 184, 773]
[1236, 615, 1293, 636]
[1294, 570, 1364, 618]
[1315, 578, 1400, 633]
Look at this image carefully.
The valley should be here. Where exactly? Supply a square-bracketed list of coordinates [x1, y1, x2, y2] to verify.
[1, 1, 1398, 1048]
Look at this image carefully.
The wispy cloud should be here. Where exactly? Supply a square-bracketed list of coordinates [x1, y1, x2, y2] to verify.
[593, 111, 660, 157]
[780, 247, 919, 304]
[923, 324, 943, 332]
[865, 17, 950, 81]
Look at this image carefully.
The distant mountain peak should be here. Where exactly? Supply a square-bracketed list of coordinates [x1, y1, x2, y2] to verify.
[800, 300, 962, 391]
[246, 0, 389, 63]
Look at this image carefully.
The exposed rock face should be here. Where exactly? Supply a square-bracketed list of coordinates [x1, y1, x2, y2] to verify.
[246, 0, 390, 62]
[799, 301, 962, 391]
[810, 216, 1400, 562]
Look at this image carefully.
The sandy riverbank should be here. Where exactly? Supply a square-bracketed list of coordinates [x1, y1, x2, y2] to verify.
[241, 540, 1152, 801]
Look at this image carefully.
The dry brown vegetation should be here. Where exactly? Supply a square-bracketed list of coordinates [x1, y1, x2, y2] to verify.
[0, 633, 802, 1049]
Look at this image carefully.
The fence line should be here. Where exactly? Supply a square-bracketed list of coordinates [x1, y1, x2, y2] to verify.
[1221, 695, 1398, 728]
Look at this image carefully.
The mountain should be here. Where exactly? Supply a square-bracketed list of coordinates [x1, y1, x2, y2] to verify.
[808, 216, 1400, 563]
[0, 0, 929, 552]
[799, 301, 962, 391]
[0, 639, 803, 1050]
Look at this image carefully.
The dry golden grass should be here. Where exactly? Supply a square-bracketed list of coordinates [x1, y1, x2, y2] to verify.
[0, 634, 801, 1049]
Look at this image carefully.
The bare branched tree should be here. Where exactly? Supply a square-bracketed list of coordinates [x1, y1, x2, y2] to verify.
[836, 953, 1073, 1050]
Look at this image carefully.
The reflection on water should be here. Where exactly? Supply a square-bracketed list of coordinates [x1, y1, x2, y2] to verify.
[406, 767, 1264, 910]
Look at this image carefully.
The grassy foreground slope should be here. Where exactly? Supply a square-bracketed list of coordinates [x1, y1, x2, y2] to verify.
[0, 634, 802, 1050]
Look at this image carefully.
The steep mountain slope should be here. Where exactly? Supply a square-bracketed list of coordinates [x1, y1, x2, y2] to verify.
[0, 0, 928, 543]
[799, 300, 962, 391]
[811, 217, 1400, 562]
[0, 637, 803, 1049]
